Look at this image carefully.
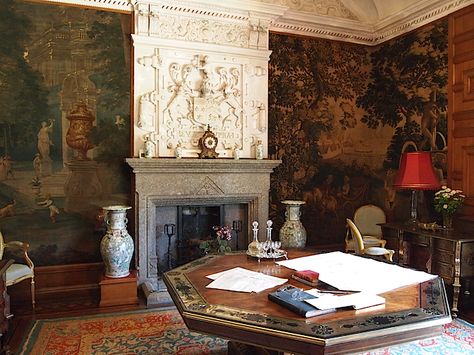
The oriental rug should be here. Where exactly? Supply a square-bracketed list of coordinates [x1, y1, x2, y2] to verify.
[19, 307, 227, 355]
[19, 307, 474, 355]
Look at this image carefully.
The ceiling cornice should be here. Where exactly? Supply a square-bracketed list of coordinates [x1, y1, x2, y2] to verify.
[39, 0, 474, 45]
[270, 0, 474, 45]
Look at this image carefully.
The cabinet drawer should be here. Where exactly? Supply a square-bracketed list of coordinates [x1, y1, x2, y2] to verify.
[408, 234, 429, 246]
[433, 239, 455, 253]
[433, 252, 453, 265]
[432, 262, 454, 282]
[461, 243, 474, 278]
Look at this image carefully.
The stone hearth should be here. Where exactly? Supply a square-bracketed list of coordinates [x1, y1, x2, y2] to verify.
[126, 158, 280, 306]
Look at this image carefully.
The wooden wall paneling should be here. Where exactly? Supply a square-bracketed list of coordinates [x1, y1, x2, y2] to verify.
[449, 5, 474, 220]
[8, 263, 103, 305]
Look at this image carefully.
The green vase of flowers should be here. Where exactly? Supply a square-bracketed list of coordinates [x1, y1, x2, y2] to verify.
[434, 186, 465, 229]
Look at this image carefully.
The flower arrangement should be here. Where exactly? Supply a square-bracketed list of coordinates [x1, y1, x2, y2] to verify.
[199, 226, 233, 254]
[434, 186, 465, 216]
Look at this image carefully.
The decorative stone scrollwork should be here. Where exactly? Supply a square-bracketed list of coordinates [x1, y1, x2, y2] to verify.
[249, 19, 269, 49]
[138, 92, 158, 131]
[250, 100, 267, 133]
[135, 4, 255, 49]
[136, 3, 149, 35]
[137, 53, 162, 68]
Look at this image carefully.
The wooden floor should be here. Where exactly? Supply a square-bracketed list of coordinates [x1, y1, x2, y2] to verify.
[6, 289, 474, 354]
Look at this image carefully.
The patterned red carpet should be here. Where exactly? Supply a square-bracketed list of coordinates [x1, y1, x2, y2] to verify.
[19, 307, 227, 354]
[19, 307, 473, 354]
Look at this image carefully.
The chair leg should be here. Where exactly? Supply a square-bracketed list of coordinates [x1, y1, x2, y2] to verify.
[31, 277, 35, 309]
[384, 251, 394, 262]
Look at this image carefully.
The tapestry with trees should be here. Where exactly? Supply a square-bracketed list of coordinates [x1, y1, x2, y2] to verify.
[268, 19, 448, 246]
[0, 1, 131, 265]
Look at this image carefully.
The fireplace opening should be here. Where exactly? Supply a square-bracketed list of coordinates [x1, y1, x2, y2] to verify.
[178, 205, 223, 265]
[157, 202, 249, 273]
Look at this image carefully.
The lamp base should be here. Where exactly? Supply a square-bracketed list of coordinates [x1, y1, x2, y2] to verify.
[406, 190, 419, 227]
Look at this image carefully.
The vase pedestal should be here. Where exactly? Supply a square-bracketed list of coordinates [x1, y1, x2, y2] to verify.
[99, 270, 139, 307]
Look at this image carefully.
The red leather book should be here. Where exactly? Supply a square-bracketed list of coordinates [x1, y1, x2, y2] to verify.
[291, 270, 319, 287]
[293, 270, 319, 283]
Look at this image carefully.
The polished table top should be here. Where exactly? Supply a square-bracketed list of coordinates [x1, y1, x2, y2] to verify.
[163, 251, 451, 354]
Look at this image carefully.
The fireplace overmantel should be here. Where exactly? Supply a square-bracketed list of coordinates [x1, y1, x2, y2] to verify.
[126, 157, 281, 305]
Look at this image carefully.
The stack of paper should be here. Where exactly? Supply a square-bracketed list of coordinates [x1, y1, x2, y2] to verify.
[206, 267, 287, 293]
[305, 290, 385, 310]
[276, 251, 437, 294]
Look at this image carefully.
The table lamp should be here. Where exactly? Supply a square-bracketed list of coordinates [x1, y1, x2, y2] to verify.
[393, 151, 441, 224]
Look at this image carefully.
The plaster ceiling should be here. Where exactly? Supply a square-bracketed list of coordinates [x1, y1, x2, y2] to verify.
[259, 0, 474, 45]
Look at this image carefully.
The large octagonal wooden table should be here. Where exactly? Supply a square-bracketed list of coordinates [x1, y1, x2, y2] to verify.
[163, 251, 451, 354]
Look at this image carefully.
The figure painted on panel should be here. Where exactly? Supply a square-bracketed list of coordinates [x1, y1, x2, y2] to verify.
[0, 200, 16, 218]
[37, 119, 54, 160]
[420, 90, 439, 150]
[4, 156, 13, 179]
[37, 194, 60, 223]
[33, 153, 42, 178]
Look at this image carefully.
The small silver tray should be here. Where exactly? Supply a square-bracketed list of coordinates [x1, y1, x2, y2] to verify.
[246, 249, 288, 261]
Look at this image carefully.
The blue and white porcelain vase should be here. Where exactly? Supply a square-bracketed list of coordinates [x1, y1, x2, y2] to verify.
[100, 205, 134, 278]
[279, 200, 307, 249]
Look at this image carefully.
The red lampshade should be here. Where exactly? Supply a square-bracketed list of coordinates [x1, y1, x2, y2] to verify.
[393, 152, 441, 190]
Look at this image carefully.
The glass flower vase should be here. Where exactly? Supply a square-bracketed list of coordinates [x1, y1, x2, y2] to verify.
[442, 213, 453, 230]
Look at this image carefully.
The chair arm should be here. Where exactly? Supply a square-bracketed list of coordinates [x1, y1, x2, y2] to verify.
[6, 241, 29, 251]
[5, 241, 34, 269]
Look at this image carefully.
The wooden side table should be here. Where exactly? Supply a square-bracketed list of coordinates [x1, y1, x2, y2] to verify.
[99, 270, 138, 307]
[380, 222, 474, 316]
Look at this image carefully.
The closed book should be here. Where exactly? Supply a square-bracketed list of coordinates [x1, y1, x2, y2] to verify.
[291, 274, 318, 287]
[293, 270, 319, 283]
[268, 285, 335, 318]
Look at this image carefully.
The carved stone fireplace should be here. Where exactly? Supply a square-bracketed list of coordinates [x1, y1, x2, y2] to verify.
[127, 1, 283, 305]
[126, 158, 280, 305]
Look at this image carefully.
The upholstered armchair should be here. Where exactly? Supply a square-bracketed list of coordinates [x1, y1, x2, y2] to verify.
[0, 232, 35, 309]
[345, 204, 387, 252]
[346, 218, 394, 262]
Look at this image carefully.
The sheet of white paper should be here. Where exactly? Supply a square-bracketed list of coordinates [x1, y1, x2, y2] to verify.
[305, 291, 385, 310]
[206, 267, 287, 293]
[206, 267, 248, 280]
[276, 251, 437, 294]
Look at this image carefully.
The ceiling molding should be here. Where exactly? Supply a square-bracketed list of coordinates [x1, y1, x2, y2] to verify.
[270, 0, 474, 45]
[39, 0, 474, 45]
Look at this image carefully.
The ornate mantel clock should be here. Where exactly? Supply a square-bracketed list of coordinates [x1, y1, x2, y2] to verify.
[198, 125, 219, 159]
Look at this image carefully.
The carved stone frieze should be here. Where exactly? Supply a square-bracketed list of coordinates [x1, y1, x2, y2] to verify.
[257, 0, 356, 20]
[148, 13, 253, 48]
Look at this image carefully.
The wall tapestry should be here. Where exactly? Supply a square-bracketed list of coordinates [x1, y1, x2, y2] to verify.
[0, 1, 131, 265]
[268, 19, 448, 246]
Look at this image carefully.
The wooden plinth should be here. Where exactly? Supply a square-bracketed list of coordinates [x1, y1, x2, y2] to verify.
[99, 270, 138, 307]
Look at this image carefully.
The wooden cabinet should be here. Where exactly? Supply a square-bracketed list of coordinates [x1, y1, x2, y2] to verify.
[382, 223, 474, 316]
[449, 5, 474, 222]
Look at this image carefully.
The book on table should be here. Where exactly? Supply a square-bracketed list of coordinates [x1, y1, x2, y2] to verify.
[268, 285, 335, 318]
[291, 270, 319, 287]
